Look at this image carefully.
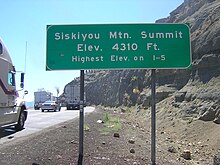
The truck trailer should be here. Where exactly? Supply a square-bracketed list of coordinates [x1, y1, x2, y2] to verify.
[64, 84, 86, 110]
[64, 84, 80, 110]
[0, 38, 28, 131]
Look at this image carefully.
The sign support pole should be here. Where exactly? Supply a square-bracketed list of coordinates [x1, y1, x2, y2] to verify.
[78, 70, 84, 165]
[151, 69, 156, 165]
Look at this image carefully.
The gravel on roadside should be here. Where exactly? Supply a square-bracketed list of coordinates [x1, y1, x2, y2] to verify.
[0, 108, 145, 165]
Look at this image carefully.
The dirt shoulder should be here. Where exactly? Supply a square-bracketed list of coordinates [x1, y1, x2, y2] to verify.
[0, 106, 218, 165]
[0, 107, 149, 165]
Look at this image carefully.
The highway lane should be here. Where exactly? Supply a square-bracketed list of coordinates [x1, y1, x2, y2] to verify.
[0, 106, 94, 145]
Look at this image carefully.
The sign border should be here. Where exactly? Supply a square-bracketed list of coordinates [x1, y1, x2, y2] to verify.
[46, 23, 192, 71]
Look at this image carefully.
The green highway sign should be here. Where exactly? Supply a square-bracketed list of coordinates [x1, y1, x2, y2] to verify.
[46, 24, 191, 70]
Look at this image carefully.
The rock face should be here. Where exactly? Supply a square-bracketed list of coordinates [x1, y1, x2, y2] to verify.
[157, 0, 220, 76]
[63, 0, 220, 122]
[85, 70, 146, 107]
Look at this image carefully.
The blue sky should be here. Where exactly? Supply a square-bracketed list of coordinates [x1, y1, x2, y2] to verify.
[0, 0, 183, 101]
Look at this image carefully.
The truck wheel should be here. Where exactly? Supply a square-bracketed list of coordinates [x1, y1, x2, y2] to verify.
[15, 111, 26, 131]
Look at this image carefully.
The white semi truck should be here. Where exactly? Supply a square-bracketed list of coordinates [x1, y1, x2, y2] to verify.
[64, 84, 81, 110]
[0, 38, 28, 131]
[64, 84, 86, 110]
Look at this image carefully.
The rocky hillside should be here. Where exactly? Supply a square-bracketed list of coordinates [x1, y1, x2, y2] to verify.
[64, 0, 220, 123]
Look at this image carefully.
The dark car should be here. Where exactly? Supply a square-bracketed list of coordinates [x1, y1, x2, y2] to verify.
[34, 103, 42, 110]
[41, 101, 60, 112]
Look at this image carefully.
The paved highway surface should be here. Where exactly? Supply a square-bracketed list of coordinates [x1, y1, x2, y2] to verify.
[0, 106, 94, 145]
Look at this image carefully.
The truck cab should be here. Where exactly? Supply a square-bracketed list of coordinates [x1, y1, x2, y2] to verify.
[0, 38, 28, 131]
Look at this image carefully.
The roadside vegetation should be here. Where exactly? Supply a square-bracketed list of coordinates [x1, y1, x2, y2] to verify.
[99, 112, 122, 135]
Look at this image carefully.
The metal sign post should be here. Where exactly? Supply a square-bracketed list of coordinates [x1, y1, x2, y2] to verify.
[77, 70, 84, 165]
[151, 69, 156, 165]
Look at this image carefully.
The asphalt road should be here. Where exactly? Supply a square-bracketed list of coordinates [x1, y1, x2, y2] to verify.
[0, 106, 94, 145]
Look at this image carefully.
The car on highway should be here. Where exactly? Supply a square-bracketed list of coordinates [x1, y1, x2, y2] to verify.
[41, 101, 61, 112]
